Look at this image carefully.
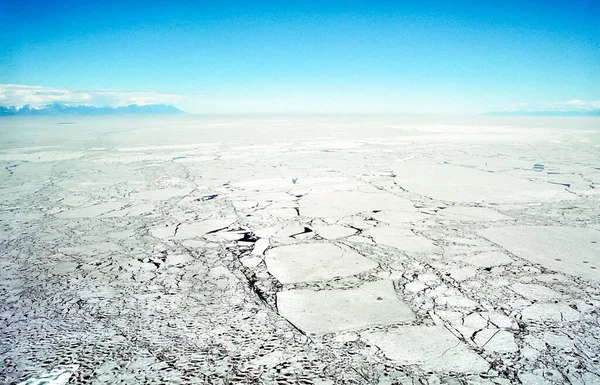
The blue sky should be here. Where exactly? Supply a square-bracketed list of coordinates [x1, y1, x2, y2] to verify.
[1, 0, 598, 113]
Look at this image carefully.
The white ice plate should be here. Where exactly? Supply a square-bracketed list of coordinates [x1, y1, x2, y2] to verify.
[478, 226, 600, 281]
[265, 242, 377, 283]
[277, 280, 415, 335]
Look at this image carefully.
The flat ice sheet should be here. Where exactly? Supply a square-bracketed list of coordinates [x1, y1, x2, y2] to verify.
[312, 224, 357, 239]
[365, 226, 438, 253]
[459, 251, 514, 268]
[362, 326, 489, 373]
[371, 210, 428, 224]
[265, 242, 377, 283]
[277, 280, 415, 335]
[478, 226, 600, 281]
[55, 201, 124, 218]
[149, 219, 234, 240]
[300, 191, 414, 218]
[393, 162, 575, 203]
[437, 206, 513, 221]
[3, 116, 600, 383]
[130, 188, 193, 201]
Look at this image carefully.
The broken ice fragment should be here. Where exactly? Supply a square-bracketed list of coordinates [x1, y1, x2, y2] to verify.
[518, 372, 552, 385]
[510, 283, 563, 301]
[251, 238, 269, 255]
[165, 253, 193, 266]
[474, 329, 518, 352]
[404, 281, 428, 293]
[240, 256, 262, 268]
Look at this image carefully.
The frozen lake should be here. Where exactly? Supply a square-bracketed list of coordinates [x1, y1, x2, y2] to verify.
[1, 115, 599, 384]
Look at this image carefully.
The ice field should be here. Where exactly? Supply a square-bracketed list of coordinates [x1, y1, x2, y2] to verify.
[1, 115, 599, 384]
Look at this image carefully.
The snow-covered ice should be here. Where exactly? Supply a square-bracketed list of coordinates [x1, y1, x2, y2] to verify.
[1, 115, 599, 384]
[478, 226, 600, 281]
[362, 326, 490, 373]
[265, 242, 377, 283]
[277, 280, 415, 335]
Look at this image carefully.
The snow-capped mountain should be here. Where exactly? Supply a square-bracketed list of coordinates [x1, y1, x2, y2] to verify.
[0, 103, 185, 116]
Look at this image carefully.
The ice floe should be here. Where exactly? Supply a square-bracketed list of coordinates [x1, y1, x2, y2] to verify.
[437, 206, 513, 221]
[300, 191, 414, 218]
[478, 226, 600, 281]
[362, 326, 490, 373]
[3, 116, 600, 384]
[393, 161, 577, 203]
[277, 280, 415, 334]
[365, 226, 438, 253]
[265, 242, 377, 283]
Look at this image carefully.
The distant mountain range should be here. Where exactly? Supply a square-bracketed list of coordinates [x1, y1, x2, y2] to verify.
[0, 103, 185, 116]
[485, 110, 600, 116]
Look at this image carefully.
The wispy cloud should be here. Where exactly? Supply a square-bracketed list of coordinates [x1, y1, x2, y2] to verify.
[504, 100, 600, 112]
[547, 100, 600, 111]
[0, 84, 183, 107]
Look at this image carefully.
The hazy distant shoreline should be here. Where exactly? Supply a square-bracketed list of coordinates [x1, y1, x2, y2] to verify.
[0, 103, 184, 116]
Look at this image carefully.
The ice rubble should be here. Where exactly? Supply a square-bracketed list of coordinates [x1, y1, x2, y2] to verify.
[17, 365, 79, 385]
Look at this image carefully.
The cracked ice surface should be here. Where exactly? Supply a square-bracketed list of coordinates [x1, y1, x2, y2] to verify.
[1, 115, 600, 384]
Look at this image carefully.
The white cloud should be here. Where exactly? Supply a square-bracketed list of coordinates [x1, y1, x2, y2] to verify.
[0, 84, 183, 108]
[564, 99, 586, 106]
[502, 100, 600, 112]
[545, 100, 600, 111]
[588, 101, 600, 109]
